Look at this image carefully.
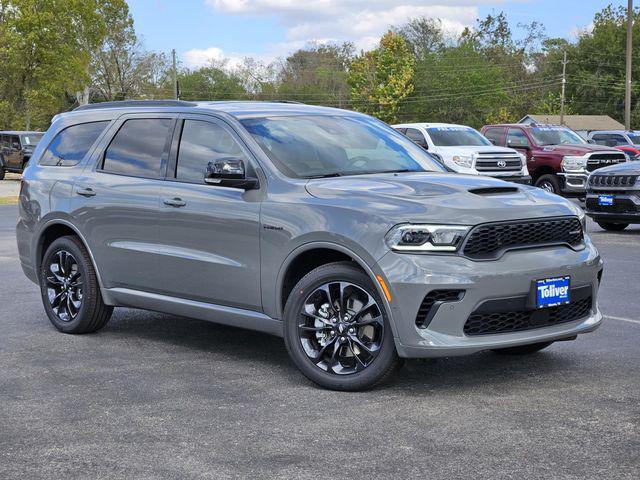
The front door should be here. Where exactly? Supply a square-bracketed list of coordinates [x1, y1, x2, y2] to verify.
[157, 115, 262, 311]
[6, 135, 22, 168]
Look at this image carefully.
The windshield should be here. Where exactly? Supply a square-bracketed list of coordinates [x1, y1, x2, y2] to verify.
[426, 126, 491, 147]
[241, 115, 445, 178]
[20, 134, 43, 146]
[628, 132, 640, 145]
[529, 127, 585, 146]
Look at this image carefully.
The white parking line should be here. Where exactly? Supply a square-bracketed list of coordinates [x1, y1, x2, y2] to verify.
[606, 315, 640, 325]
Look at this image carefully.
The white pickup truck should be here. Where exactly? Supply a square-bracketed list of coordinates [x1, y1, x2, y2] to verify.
[392, 122, 531, 184]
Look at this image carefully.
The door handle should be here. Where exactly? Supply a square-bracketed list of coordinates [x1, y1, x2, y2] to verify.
[163, 197, 186, 207]
[76, 187, 96, 197]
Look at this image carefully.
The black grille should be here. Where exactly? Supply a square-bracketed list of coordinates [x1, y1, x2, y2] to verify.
[415, 290, 464, 328]
[589, 175, 637, 187]
[464, 296, 592, 336]
[462, 217, 584, 260]
[586, 153, 627, 172]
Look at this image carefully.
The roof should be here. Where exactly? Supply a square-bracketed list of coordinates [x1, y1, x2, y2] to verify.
[0, 130, 44, 135]
[519, 114, 625, 131]
[69, 100, 356, 120]
[587, 130, 639, 135]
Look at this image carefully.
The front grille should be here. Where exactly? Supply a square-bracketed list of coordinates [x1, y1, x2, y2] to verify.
[462, 217, 584, 260]
[464, 286, 593, 336]
[586, 196, 638, 214]
[415, 290, 464, 328]
[589, 174, 637, 187]
[586, 153, 627, 172]
[475, 152, 522, 172]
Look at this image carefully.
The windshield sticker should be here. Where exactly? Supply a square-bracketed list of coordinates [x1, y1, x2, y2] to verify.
[533, 127, 567, 132]
[432, 127, 472, 131]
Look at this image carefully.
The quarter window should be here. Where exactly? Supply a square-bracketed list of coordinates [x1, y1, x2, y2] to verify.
[103, 119, 172, 177]
[40, 121, 110, 166]
[176, 120, 248, 183]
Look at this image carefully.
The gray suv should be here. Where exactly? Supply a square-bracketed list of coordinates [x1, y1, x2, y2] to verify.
[17, 101, 604, 390]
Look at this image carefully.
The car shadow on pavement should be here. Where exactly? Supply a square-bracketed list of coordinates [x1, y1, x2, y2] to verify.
[102, 307, 579, 393]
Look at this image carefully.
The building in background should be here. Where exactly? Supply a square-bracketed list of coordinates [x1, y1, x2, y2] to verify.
[519, 115, 625, 139]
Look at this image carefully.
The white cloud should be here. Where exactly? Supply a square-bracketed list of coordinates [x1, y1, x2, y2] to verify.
[186, 1, 519, 67]
[569, 22, 594, 39]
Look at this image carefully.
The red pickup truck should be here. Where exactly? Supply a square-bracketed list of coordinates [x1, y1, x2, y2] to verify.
[481, 124, 627, 196]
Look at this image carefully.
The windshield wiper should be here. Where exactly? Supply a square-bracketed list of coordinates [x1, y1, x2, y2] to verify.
[307, 173, 342, 179]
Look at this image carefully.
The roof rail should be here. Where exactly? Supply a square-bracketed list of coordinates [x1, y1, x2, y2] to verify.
[73, 100, 197, 111]
[272, 100, 304, 104]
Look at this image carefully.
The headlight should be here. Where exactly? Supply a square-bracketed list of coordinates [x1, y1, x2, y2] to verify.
[385, 224, 471, 252]
[452, 154, 474, 168]
[561, 155, 588, 172]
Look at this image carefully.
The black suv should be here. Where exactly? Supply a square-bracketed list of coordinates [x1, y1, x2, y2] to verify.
[0, 131, 44, 179]
[586, 161, 640, 231]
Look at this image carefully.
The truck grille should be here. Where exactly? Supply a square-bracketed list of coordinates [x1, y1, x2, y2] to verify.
[475, 152, 522, 172]
[589, 174, 637, 187]
[463, 285, 593, 336]
[462, 217, 583, 260]
[586, 152, 627, 172]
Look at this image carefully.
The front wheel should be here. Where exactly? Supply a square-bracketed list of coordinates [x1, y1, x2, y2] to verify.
[491, 341, 553, 355]
[597, 221, 629, 231]
[535, 174, 562, 195]
[283, 262, 402, 391]
[0, 156, 5, 180]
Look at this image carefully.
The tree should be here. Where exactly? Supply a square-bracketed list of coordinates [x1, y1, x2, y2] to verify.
[395, 17, 447, 61]
[177, 60, 247, 101]
[348, 31, 415, 123]
[0, 0, 107, 129]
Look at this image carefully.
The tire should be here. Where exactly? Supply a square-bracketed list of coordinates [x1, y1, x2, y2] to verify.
[39, 236, 113, 334]
[596, 221, 629, 231]
[491, 341, 553, 355]
[283, 261, 403, 391]
[0, 156, 5, 180]
[534, 174, 562, 195]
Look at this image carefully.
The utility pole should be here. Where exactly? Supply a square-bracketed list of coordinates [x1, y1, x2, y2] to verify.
[560, 50, 568, 125]
[625, 0, 633, 130]
[172, 49, 178, 100]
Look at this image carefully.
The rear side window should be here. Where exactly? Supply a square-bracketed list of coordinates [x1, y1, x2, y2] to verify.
[40, 121, 109, 166]
[103, 119, 172, 178]
[176, 120, 248, 184]
[483, 127, 505, 146]
[405, 128, 427, 145]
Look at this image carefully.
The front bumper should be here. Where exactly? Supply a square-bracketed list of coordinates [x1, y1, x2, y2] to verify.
[585, 190, 640, 224]
[378, 242, 603, 358]
[558, 172, 588, 194]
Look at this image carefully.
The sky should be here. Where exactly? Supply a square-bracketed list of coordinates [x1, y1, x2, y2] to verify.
[127, 0, 627, 68]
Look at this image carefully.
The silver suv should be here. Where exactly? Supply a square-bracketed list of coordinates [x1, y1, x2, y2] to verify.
[17, 101, 604, 390]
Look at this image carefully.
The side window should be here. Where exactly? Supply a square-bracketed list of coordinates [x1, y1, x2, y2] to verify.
[506, 128, 530, 147]
[591, 134, 607, 145]
[484, 128, 504, 145]
[176, 119, 249, 183]
[0, 135, 7, 148]
[103, 118, 172, 178]
[611, 134, 627, 146]
[40, 121, 110, 167]
[10, 135, 20, 149]
[405, 128, 428, 148]
[394, 128, 407, 135]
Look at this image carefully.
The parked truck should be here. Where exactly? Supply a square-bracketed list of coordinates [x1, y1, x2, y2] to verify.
[481, 123, 626, 196]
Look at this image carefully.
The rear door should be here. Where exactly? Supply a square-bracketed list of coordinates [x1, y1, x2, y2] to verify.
[483, 127, 506, 146]
[506, 127, 532, 159]
[72, 115, 176, 293]
[7, 135, 21, 168]
[156, 114, 262, 310]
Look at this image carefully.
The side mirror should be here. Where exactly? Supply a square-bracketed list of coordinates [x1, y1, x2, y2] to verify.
[587, 138, 596, 144]
[205, 158, 259, 190]
[488, 138, 498, 145]
[12, 143, 21, 150]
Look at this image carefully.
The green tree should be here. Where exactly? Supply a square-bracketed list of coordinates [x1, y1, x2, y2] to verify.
[178, 60, 247, 101]
[348, 31, 415, 123]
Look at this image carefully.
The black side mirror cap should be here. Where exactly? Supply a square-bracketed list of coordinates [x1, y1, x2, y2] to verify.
[205, 158, 259, 190]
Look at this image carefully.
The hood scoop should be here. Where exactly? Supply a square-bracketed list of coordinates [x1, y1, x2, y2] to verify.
[468, 186, 520, 196]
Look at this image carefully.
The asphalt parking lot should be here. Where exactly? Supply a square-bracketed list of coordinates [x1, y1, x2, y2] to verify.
[0, 204, 638, 479]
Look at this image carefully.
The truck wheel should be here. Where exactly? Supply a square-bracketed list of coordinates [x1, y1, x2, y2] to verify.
[39, 236, 113, 334]
[491, 341, 553, 355]
[535, 174, 561, 194]
[0, 156, 5, 180]
[283, 261, 402, 391]
[597, 222, 629, 231]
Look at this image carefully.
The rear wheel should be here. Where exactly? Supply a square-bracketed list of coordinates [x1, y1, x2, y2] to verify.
[597, 221, 629, 231]
[0, 156, 5, 180]
[39, 236, 113, 333]
[283, 262, 402, 391]
[491, 341, 553, 355]
[535, 174, 561, 195]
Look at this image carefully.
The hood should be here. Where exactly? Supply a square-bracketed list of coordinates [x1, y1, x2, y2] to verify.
[435, 145, 518, 156]
[592, 161, 640, 175]
[305, 172, 581, 225]
[535, 144, 621, 156]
